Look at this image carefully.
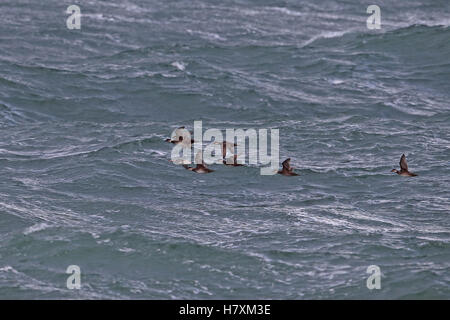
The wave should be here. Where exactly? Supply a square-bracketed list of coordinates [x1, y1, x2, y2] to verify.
[302, 23, 449, 49]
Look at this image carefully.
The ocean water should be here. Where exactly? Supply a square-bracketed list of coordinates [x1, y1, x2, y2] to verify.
[0, 0, 449, 299]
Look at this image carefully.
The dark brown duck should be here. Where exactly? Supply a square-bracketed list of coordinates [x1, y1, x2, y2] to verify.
[182, 151, 214, 173]
[182, 163, 214, 173]
[278, 158, 298, 176]
[391, 154, 417, 176]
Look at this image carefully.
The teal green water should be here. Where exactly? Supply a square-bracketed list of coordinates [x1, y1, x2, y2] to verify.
[0, 0, 449, 299]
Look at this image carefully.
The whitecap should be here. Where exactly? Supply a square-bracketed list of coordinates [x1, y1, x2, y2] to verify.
[0, 266, 19, 273]
[171, 61, 186, 71]
[23, 223, 50, 235]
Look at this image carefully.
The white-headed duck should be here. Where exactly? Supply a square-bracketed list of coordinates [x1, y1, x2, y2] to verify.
[165, 126, 194, 144]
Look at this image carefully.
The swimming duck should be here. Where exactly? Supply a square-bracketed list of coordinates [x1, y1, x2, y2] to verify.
[278, 158, 298, 176]
[219, 141, 243, 166]
[182, 163, 214, 173]
[223, 154, 244, 166]
[182, 151, 214, 173]
[391, 154, 417, 176]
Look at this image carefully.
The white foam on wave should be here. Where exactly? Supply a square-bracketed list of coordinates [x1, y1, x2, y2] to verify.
[269, 7, 305, 17]
[23, 223, 50, 235]
[330, 79, 345, 85]
[186, 29, 226, 41]
[82, 13, 115, 22]
[301, 29, 357, 47]
[0, 266, 19, 273]
[171, 61, 186, 71]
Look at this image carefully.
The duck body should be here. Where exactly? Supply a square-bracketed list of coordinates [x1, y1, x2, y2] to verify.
[277, 158, 298, 176]
[193, 165, 214, 173]
[278, 169, 298, 176]
[183, 164, 214, 174]
[391, 169, 417, 177]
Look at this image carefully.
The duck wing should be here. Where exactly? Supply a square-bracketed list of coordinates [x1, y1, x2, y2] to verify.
[400, 154, 409, 171]
[282, 158, 291, 170]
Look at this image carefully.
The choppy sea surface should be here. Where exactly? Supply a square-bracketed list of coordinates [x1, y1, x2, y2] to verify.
[0, 0, 449, 299]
